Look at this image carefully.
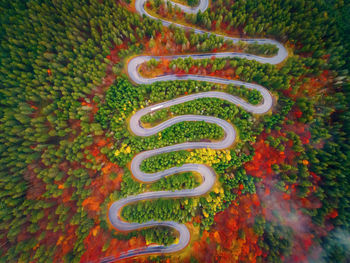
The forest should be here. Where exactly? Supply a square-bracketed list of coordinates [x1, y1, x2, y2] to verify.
[0, 0, 349, 262]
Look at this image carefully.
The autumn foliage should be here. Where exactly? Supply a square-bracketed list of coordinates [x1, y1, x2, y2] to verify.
[192, 194, 262, 263]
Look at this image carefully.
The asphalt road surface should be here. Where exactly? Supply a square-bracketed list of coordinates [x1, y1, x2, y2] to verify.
[106, 0, 287, 261]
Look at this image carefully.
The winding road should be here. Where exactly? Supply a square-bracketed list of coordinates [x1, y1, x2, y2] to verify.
[107, 0, 288, 261]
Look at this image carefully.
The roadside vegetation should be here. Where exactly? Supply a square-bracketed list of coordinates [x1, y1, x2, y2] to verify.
[0, 0, 349, 262]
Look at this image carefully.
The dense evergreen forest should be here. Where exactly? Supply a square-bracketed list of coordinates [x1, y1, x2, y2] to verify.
[0, 0, 349, 262]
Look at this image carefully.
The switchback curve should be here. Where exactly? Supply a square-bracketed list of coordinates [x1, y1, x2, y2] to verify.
[106, 0, 287, 261]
